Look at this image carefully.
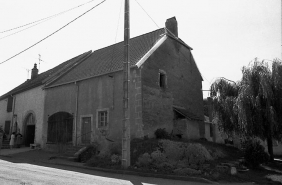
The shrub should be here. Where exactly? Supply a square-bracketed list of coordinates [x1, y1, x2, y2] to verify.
[86, 153, 112, 167]
[136, 153, 152, 167]
[184, 143, 213, 166]
[111, 154, 121, 164]
[78, 143, 99, 163]
[109, 142, 122, 155]
[160, 140, 185, 161]
[209, 149, 226, 159]
[131, 138, 159, 165]
[154, 128, 170, 139]
[244, 140, 269, 168]
[151, 149, 167, 163]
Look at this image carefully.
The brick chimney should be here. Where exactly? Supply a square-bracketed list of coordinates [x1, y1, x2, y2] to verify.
[31, 63, 38, 79]
[165, 17, 178, 37]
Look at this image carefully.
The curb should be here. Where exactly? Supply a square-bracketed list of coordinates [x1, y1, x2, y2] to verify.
[44, 160, 215, 184]
[0, 154, 12, 158]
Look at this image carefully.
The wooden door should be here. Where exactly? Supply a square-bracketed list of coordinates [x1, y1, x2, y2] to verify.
[81, 117, 91, 144]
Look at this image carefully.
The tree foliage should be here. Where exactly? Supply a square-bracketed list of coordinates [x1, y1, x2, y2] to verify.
[210, 59, 282, 160]
[210, 78, 239, 135]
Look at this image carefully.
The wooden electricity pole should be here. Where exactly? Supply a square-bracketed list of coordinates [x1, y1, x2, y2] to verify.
[122, 0, 131, 168]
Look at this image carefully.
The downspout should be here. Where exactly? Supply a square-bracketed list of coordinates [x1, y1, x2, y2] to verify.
[10, 95, 16, 135]
[75, 81, 79, 146]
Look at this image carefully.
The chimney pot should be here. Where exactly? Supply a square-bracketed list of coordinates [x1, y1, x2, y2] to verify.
[165, 17, 178, 37]
[31, 63, 38, 79]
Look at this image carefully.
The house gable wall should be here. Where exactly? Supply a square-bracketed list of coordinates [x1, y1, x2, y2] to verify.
[13, 86, 45, 146]
[141, 37, 204, 137]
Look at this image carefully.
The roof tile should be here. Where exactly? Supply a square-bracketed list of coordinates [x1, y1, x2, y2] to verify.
[50, 28, 165, 86]
[0, 51, 91, 100]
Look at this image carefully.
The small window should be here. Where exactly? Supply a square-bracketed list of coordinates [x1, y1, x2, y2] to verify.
[210, 123, 214, 137]
[7, 96, 13, 112]
[97, 110, 108, 128]
[159, 70, 167, 88]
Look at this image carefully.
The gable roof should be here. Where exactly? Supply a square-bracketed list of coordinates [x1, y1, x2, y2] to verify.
[47, 28, 167, 87]
[0, 50, 92, 100]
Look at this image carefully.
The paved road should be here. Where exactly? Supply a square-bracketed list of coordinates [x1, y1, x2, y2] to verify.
[0, 159, 209, 185]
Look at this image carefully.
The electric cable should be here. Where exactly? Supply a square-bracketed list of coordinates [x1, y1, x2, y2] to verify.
[0, 0, 107, 65]
[0, 16, 52, 40]
[110, 0, 123, 66]
[134, 0, 160, 29]
[0, 0, 97, 34]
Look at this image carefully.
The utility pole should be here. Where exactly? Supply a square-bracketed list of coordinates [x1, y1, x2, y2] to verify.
[122, 0, 131, 168]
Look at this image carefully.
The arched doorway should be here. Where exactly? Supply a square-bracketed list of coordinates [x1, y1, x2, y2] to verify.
[23, 113, 35, 146]
[47, 112, 73, 143]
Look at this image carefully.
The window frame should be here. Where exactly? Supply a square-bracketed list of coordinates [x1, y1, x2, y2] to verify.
[7, 96, 13, 112]
[159, 69, 167, 89]
[96, 108, 109, 129]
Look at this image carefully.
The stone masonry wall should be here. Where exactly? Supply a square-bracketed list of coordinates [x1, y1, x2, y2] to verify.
[141, 37, 204, 138]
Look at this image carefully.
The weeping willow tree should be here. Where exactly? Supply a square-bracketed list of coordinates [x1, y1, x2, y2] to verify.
[211, 59, 282, 161]
[210, 78, 240, 136]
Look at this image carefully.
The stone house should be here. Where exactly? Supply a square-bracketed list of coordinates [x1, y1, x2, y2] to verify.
[43, 17, 204, 149]
[0, 51, 92, 147]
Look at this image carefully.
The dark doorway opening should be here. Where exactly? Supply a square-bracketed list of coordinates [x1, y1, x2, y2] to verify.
[4, 121, 11, 135]
[25, 125, 35, 146]
[23, 113, 35, 146]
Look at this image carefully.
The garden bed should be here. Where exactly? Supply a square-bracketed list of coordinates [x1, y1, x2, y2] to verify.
[78, 138, 281, 184]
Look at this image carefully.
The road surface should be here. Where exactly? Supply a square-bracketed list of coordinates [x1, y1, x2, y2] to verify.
[0, 159, 209, 185]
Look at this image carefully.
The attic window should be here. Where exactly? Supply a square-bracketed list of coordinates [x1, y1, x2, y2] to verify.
[159, 70, 167, 89]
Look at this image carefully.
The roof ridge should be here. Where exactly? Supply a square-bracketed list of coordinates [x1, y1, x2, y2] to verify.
[43, 50, 92, 84]
[0, 50, 92, 100]
[93, 28, 165, 53]
[44, 50, 92, 87]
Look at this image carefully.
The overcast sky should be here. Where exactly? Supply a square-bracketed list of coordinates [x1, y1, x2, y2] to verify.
[0, 0, 281, 98]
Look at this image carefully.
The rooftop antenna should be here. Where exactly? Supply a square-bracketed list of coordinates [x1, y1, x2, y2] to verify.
[21, 66, 30, 79]
[26, 69, 30, 79]
[38, 54, 43, 72]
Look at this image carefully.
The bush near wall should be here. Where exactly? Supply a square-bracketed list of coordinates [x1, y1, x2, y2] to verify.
[134, 139, 214, 174]
[244, 140, 269, 168]
[130, 138, 159, 165]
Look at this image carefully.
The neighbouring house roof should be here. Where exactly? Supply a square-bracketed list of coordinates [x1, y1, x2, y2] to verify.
[0, 51, 92, 101]
[173, 106, 203, 121]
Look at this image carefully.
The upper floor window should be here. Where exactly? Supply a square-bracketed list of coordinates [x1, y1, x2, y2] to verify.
[7, 96, 13, 112]
[159, 70, 167, 89]
[97, 109, 109, 128]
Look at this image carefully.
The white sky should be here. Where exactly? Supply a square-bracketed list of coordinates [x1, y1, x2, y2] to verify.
[0, 0, 281, 98]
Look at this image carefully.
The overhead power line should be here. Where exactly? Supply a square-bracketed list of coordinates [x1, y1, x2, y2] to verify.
[0, 0, 107, 65]
[0, 17, 52, 40]
[0, 0, 97, 34]
[134, 0, 160, 29]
